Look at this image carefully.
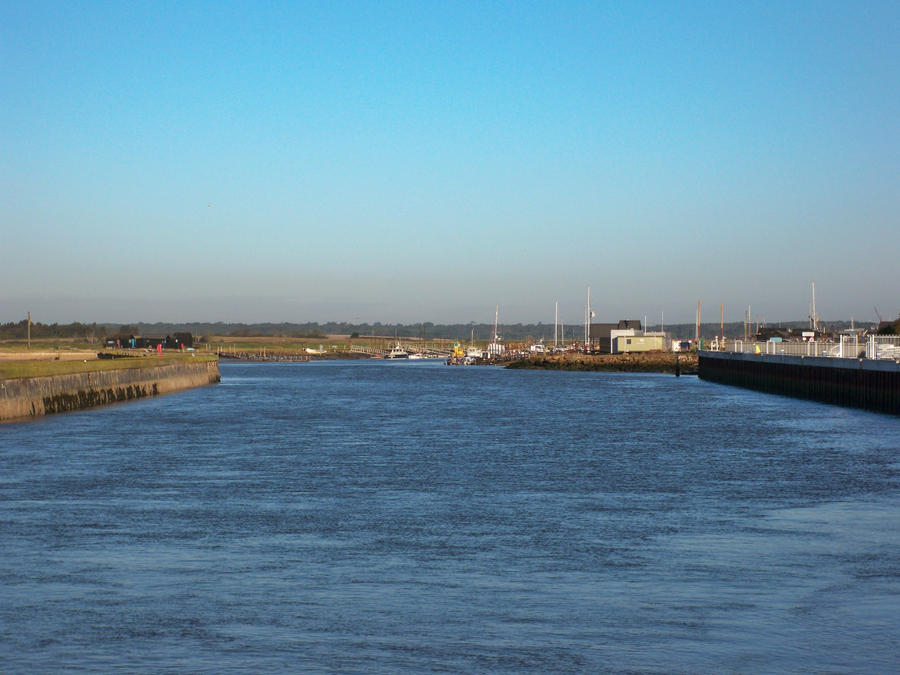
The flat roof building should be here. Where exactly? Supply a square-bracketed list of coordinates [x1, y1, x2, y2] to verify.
[589, 320, 643, 353]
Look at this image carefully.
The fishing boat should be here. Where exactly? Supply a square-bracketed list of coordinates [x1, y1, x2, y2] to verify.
[384, 343, 409, 359]
[466, 346, 485, 360]
[446, 342, 466, 365]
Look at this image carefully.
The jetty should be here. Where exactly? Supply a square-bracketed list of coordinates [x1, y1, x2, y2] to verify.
[219, 351, 313, 362]
[349, 341, 453, 359]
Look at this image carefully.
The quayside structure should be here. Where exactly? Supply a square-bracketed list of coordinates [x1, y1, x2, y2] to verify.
[699, 349, 900, 416]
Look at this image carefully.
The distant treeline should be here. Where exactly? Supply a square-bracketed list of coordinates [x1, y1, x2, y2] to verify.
[0, 321, 108, 340]
[1, 318, 878, 342]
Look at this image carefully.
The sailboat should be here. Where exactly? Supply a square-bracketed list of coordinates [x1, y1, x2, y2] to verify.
[486, 305, 504, 357]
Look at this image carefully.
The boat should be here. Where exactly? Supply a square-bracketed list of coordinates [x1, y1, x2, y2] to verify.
[486, 305, 505, 357]
[408, 352, 425, 359]
[384, 342, 409, 359]
[466, 346, 485, 359]
[446, 342, 466, 365]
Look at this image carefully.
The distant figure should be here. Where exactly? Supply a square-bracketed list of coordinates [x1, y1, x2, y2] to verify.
[157, 343, 163, 355]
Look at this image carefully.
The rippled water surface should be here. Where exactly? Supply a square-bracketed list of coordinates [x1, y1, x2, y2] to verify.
[2, 360, 898, 673]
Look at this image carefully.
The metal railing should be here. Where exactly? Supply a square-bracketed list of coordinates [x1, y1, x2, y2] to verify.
[869, 335, 900, 360]
[722, 335, 900, 360]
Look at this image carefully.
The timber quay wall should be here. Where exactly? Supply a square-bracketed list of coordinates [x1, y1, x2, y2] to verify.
[699, 351, 900, 416]
[0, 360, 220, 423]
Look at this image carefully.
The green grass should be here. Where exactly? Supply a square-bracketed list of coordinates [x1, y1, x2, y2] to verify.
[0, 353, 217, 380]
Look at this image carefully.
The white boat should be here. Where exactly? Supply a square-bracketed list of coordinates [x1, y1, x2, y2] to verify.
[466, 346, 485, 359]
[408, 353, 425, 359]
[486, 305, 505, 357]
[385, 343, 409, 359]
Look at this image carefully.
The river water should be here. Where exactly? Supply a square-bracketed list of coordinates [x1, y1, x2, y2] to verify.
[1, 360, 898, 673]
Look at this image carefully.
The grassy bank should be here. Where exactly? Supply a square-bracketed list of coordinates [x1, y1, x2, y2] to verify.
[0, 353, 218, 380]
[506, 351, 698, 374]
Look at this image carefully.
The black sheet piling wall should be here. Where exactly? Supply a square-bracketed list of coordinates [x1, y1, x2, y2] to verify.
[699, 351, 900, 416]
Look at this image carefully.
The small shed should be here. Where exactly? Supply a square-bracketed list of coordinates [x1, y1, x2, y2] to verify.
[615, 335, 666, 353]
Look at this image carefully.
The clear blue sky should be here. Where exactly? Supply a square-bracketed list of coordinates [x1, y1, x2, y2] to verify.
[2, 1, 898, 325]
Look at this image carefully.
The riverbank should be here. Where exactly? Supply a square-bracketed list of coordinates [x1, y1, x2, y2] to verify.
[0, 349, 98, 362]
[0, 353, 217, 379]
[505, 351, 698, 374]
[0, 355, 220, 423]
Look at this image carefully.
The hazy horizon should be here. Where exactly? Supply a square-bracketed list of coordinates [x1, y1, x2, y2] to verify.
[0, 295, 886, 331]
[3, 3, 898, 325]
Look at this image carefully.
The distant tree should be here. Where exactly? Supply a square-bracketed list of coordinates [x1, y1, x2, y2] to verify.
[350, 332, 360, 339]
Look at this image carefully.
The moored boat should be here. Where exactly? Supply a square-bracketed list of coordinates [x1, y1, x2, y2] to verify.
[385, 343, 409, 359]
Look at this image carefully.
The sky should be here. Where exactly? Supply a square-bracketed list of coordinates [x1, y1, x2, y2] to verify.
[1, 1, 898, 326]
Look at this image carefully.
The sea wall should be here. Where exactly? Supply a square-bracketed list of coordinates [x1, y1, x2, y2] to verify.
[699, 351, 900, 415]
[0, 360, 220, 423]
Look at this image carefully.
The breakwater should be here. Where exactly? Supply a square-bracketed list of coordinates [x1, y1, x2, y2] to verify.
[0, 360, 220, 423]
[699, 351, 900, 415]
[506, 351, 698, 374]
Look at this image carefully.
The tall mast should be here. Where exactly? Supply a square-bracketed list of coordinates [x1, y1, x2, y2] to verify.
[585, 285, 591, 345]
[811, 281, 818, 332]
[554, 300, 559, 347]
[493, 305, 499, 343]
[696, 299, 702, 343]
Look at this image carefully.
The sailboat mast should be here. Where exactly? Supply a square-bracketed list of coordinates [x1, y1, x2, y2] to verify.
[584, 285, 591, 346]
[811, 281, 818, 332]
[492, 305, 499, 343]
[554, 300, 558, 347]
